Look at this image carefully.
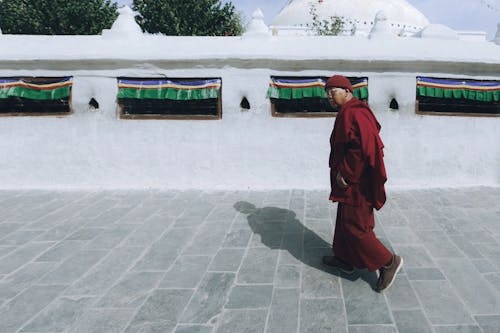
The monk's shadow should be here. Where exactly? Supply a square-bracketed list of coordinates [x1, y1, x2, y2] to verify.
[234, 201, 378, 288]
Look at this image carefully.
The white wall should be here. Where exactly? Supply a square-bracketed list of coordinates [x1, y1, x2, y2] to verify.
[0, 67, 499, 190]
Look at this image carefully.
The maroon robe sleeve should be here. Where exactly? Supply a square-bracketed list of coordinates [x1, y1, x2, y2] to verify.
[353, 109, 387, 210]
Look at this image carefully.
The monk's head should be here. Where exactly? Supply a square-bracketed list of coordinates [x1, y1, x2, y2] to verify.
[325, 75, 353, 107]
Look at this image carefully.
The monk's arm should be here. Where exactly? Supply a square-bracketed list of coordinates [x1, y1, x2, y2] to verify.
[336, 123, 364, 185]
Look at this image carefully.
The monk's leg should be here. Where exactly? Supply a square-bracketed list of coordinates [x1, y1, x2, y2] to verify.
[333, 203, 392, 272]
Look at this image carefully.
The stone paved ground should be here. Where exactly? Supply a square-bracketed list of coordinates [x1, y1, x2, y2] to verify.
[0, 187, 499, 333]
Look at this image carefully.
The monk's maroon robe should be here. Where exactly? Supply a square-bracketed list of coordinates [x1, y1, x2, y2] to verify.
[329, 97, 392, 271]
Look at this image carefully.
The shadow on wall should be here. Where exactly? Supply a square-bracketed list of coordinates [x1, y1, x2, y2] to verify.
[233, 201, 378, 288]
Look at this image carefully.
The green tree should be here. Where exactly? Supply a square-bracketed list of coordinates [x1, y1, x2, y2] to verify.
[0, 0, 118, 35]
[306, 3, 344, 36]
[132, 0, 243, 36]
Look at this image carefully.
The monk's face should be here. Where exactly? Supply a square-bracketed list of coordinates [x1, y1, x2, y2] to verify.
[326, 87, 350, 107]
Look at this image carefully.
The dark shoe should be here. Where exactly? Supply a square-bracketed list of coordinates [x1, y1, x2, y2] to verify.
[322, 256, 354, 274]
[376, 254, 403, 293]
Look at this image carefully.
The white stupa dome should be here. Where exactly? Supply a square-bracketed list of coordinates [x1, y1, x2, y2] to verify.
[271, 0, 429, 36]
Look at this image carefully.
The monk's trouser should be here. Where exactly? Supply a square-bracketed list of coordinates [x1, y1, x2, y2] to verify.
[332, 202, 392, 272]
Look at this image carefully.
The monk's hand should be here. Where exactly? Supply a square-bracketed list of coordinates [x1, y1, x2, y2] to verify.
[336, 171, 350, 189]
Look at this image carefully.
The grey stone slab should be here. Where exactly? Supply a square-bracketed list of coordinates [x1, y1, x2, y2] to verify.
[0, 222, 22, 238]
[36, 240, 87, 262]
[290, 196, 305, 211]
[160, 255, 212, 288]
[117, 206, 163, 226]
[226, 285, 273, 309]
[38, 250, 108, 285]
[432, 325, 482, 333]
[19, 296, 94, 333]
[264, 189, 290, 204]
[230, 213, 252, 231]
[275, 265, 300, 288]
[303, 227, 332, 249]
[27, 205, 85, 230]
[183, 225, 230, 255]
[133, 228, 194, 271]
[0, 246, 16, 258]
[406, 267, 446, 280]
[215, 309, 267, 333]
[267, 288, 299, 333]
[96, 271, 164, 308]
[181, 272, 235, 324]
[0, 285, 65, 333]
[437, 258, 500, 314]
[302, 265, 342, 298]
[462, 230, 498, 244]
[83, 206, 135, 228]
[475, 244, 500, 265]
[384, 227, 420, 245]
[474, 315, 500, 333]
[385, 275, 421, 310]
[449, 235, 484, 259]
[120, 216, 172, 247]
[205, 204, 238, 222]
[471, 259, 498, 273]
[69, 308, 135, 333]
[0, 262, 56, 304]
[125, 289, 193, 333]
[249, 231, 283, 249]
[84, 224, 136, 249]
[241, 192, 266, 207]
[348, 326, 397, 333]
[415, 230, 465, 258]
[157, 200, 190, 220]
[303, 246, 332, 269]
[305, 202, 331, 219]
[485, 273, 500, 293]
[399, 208, 438, 230]
[392, 309, 433, 333]
[209, 249, 245, 272]
[174, 201, 215, 227]
[64, 247, 144, 296]
[66, 227, 105, 241]
[7, 205, 58, 224]
[300, 298, 347, 333]
[237, 248, 278, 284]
[412, 280, 474, 325]
[0, 230, 43, 245]
[393, 245, 434, 268]
[74, 199, 122, 220]
[392, 192, 420, 210]
[175, 325, 213, 333]
[342, 271, 392, 325]
[35, 221, 83, 242]
[376, 207, 409, 227]
[279, 232, 304, 265]
[222, 229, 251, 248]
[0, 242, 54, 275]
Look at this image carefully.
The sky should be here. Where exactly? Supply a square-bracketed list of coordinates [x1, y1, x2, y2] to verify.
[117, 0, 500, 39]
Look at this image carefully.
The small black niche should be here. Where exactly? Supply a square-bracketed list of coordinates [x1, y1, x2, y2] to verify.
[390, 98, 399, 110]
[89, 98, 99, 109]
[240, 97, 250, 110]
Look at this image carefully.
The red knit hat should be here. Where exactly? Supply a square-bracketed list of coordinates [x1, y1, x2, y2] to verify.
[325, 75, 353, 93]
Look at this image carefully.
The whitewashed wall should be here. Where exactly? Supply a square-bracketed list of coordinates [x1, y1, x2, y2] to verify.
[0, 64, 498, 190]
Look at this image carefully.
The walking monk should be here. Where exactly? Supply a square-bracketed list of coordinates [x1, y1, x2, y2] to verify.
[322, 75, 402, 292]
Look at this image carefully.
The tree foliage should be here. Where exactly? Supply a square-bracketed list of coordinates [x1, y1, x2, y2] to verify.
[306, 3, 344, 36]
[0, 0, 118, 35]
[132, 0, 243, 36]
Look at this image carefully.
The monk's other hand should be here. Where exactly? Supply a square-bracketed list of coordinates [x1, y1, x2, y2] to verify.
[336, 171, 350, 189]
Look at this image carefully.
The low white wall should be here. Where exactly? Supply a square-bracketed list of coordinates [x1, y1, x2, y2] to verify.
[0, 68, 499, 190]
